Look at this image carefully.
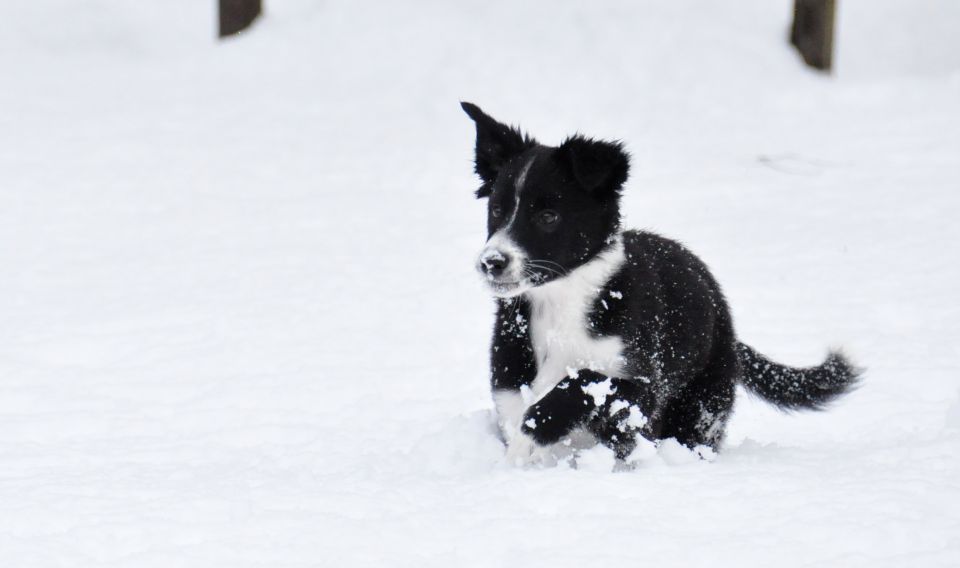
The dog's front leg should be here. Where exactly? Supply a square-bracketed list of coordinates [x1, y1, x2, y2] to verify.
[494, 388, 536, 464]
[493, 388, 527, 443]
[488, 297, 539, 463]
[493, 388, 558, 466]
[520, 370, 658, 460]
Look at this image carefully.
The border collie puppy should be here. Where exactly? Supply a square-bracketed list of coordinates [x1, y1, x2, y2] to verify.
[461, 102, 860, 465]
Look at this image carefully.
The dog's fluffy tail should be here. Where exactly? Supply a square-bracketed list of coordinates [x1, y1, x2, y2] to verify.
[736, 342, 861, 411]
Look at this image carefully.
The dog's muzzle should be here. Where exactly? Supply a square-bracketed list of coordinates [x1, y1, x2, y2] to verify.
[476, 246, 529, 298]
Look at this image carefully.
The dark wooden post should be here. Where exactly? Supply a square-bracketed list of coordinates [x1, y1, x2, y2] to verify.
[790, 0, 836, 71]
[219, 0, 261, 38]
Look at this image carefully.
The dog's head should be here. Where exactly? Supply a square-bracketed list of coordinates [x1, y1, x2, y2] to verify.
[462, 102, 629, 298]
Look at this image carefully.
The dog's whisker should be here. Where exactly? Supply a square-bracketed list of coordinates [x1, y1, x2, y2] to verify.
[525, 261, 566, 279]
[527, 259, 568, 276]
[529, 258, 567, 271]
[521, 267, 550, 283]
[508, 295, 521, 322]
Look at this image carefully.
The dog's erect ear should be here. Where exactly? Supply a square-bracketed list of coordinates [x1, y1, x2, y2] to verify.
[461, 102, 532, 198]
[558, 135, 630, 196]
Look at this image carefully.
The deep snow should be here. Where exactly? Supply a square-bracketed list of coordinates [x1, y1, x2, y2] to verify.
[1, 1, 959, 566]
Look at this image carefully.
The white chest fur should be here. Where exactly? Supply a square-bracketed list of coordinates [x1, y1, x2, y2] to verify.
[524, 238, 628, 403]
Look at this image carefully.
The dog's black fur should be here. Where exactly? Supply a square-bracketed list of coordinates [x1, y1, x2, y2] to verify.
[462, 102, 860, 461]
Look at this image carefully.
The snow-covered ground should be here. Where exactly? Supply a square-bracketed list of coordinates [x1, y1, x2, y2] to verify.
[2, 1, 959, 565]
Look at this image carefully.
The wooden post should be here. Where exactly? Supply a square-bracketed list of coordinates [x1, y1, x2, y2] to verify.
[219, 0, 261, 38]
[790, 0, 836, 72]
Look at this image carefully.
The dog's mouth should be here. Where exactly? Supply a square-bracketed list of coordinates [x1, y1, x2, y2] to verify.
[481, 265, 556, 298]
[485, 278, 529, 298]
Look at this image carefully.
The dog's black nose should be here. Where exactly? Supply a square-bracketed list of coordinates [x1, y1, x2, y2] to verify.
[481, 252, 510, 277]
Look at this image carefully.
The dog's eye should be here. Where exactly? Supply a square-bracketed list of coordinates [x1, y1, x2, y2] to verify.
[537, 210, 560, 226]
[490, 205, 503, 218]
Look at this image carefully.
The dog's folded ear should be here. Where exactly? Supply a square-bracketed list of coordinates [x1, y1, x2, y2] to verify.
[461, 102, 532, 198]
[558, 135, 630, 196]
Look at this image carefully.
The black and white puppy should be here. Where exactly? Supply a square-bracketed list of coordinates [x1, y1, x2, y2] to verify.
[462, 102, 860, 465]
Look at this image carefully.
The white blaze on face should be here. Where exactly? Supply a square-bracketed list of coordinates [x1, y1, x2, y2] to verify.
[476, 156, 537, 297]
[513, 156, 535, 194]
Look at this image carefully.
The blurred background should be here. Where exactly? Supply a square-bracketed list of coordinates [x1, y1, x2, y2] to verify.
[1, 1, 958, 566]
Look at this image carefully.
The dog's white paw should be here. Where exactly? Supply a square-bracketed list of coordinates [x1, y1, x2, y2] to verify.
[504, 433, 557, 467]
[504, 433, 535, 466]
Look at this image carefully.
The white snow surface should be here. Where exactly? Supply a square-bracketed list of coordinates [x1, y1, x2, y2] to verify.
[2, 1, 960, 566]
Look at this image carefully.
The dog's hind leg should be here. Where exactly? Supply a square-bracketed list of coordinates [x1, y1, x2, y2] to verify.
[519, 369, 660, 460]
[659, 352, 738, 452]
